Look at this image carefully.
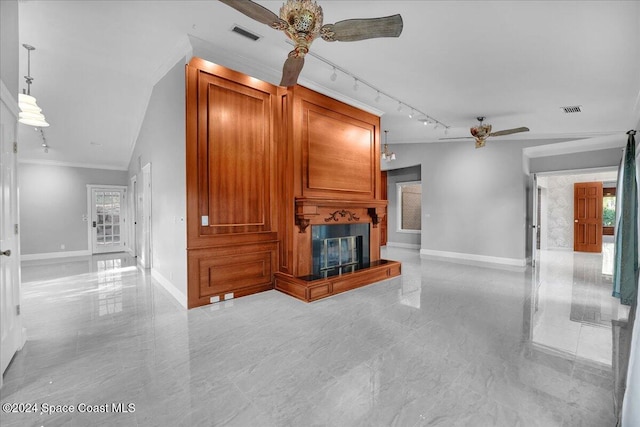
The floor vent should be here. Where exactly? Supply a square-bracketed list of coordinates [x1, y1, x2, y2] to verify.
[561, 105, 582, 113]
[231, 25, 261, 41]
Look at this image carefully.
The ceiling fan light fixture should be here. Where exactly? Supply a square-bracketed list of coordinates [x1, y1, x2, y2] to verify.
[220, 0, 403, 86]
[280, 0, 324, 44]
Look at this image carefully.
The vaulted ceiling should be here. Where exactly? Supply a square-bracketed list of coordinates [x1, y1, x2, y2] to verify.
[17, 1, 640, 170]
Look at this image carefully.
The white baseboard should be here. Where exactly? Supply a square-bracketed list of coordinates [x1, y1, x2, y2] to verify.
[546, 247, 573, 251]
[21, 250, 91, 261]
[386, 242, 421, 250]
[420, 248, 526, 269]
[151, 268, 187, 309]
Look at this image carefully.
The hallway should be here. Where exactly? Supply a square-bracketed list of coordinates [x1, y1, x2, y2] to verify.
[1, 247, 617, 426]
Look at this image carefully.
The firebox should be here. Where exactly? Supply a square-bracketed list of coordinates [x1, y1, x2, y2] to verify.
[311, 223, 370, 278]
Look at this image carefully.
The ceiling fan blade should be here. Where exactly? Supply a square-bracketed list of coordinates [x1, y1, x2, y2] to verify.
[218, 0, 284, 28]
[280, 55, 305, 87]
[489, 127, 530, 137]
[321, 14, 403, 42]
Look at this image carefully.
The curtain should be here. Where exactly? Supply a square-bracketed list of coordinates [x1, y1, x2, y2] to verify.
[613, 131, 638, 305]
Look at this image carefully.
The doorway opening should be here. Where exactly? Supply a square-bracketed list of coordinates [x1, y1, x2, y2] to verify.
[534, 168, 617, 254]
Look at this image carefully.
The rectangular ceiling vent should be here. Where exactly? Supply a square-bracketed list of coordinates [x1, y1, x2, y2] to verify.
[561, 105, 582, 114]
[231, 25, 261, 41]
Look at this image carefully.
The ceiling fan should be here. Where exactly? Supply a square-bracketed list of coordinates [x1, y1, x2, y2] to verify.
[441, 117, 530, 148]
[219, 0, 403, 86]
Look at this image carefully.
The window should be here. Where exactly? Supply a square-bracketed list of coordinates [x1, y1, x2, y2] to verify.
[397, 181, 422, 233]
[603, 187, 616, 235]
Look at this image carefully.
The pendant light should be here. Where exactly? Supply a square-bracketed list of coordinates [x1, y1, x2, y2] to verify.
[381, 130, 396, 162]
[18, 44, 49, 127]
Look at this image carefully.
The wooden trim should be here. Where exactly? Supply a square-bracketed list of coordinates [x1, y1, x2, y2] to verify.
[295, 198, 387, 233]
[274, 259, 401, 302]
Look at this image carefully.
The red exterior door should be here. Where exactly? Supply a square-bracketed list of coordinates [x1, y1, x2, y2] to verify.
[574, 182, 603, 253]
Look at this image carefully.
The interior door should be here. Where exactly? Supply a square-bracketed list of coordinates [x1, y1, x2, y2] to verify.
[574, 181, 603, 253]
[1, 90, 24, 383]
[90, 187, 126, 254]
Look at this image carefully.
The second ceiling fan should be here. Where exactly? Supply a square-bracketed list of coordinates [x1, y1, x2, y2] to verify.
[442, 117, 530, 148]
[219, 0, 403, 86]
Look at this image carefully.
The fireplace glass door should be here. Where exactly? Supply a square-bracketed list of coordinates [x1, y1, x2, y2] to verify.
[312, 223, 369, 278]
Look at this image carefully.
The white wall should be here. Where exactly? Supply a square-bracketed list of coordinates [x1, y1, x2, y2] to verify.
[0, 0, 19, 98]
[18, 163, 128, 256]
[530, 147, 625, 173]
[381, 137, 625, 267]
[127, 57, 187, 307]
[386, 139, 529, 266]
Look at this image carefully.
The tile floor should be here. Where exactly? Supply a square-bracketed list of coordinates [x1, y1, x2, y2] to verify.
[0, 247, 618, 426]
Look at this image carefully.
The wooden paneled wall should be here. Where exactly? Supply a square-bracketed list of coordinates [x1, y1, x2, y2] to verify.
[278, 86, 383, 278]
[186, 58, 393, 307]
[186, 57, 283, 308]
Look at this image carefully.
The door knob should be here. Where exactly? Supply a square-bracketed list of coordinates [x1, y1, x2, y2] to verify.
[574, 219, 579, 223]
[1, 249, 11, 257]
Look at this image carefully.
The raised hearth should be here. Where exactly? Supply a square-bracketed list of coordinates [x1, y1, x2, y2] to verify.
[275, 197, 401, 302]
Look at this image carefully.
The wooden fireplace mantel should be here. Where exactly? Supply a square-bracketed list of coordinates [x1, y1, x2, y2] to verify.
[295, 198, 387, 233]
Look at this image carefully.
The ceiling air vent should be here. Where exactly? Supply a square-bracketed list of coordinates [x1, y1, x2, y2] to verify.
[561, 105, 582, 113]
[231, 25, 261, 41]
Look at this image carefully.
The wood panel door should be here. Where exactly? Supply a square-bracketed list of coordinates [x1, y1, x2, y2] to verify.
[574, 182, 603, 253]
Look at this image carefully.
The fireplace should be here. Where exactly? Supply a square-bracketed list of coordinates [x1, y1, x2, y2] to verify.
[274, 198, 402, 302]
[312, 224, 370, 278]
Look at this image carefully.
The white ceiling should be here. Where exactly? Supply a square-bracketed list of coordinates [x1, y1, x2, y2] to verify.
[17, 0, 640, 170]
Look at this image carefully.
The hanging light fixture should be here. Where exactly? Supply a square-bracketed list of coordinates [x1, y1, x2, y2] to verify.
[18, 44, 49, 127]
[381, 130, 396, 162]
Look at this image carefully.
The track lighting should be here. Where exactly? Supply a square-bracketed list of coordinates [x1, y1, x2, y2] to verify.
[289, 41, 449, 129]
[330, 67, 337, 81]
[39, 128, 49, 153]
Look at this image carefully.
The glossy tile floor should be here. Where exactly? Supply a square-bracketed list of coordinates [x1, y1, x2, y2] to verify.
[1, 247, 617, 426]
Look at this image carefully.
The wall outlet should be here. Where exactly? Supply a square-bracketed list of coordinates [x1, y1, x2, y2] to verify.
[60, 244, 65, 250]
[224, 292, 234, 300]
[209, 296, 220, 304]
